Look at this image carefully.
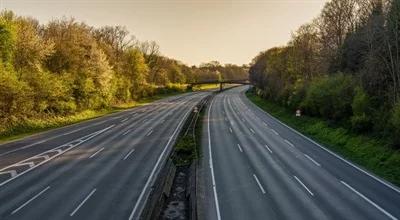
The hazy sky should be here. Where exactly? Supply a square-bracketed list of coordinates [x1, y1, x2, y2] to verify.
[3, 0, 328, 65]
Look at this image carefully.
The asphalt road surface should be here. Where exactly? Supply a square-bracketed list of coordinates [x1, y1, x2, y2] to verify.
[0, 91, 209, 220]
[200, 86, 400, 220]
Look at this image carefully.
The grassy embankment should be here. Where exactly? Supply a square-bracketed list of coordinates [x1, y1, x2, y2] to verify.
[246, 91, 400, 187]
[0, 84, 218, 144]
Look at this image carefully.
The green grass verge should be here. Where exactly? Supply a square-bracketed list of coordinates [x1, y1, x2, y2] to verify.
[246, 91, 400, 187]
[192, 83, 220, 91]
[0, 91, 186, 144]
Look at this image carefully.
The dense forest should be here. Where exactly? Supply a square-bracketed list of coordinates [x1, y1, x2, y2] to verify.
[0, 11, 247, 135]
[249, 0, 400, 147]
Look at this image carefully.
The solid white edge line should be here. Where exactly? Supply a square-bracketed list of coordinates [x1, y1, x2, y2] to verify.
[89, 147, 105, 159]
[70, 188, 97, 216]
[11, 186, 51, 215]
[237, 144, 243, 153]
[243, 89, 400, 195]
[341, 181, 398, 220]
[294, 176, 314, 196]
[304, 154, 321, 167]
[123, 149, 135, 160]
[253, 174, 266, 194]
[128, 96, 197, 220]
[265, 144, 273, 154]
[208, 98, 222, 220]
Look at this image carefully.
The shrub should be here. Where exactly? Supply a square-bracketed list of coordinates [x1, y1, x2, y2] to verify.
[351, 87, 372, 132]
[391, 102, 400, 147]
[287, 79, 307, 110]
[302, 74, 354, 121]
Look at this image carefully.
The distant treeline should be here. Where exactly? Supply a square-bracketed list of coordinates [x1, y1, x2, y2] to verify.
[0, 11, 247, 129]
[249, 0, 400, 146]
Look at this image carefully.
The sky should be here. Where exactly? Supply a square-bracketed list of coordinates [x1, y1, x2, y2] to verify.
[3, 0, 329, 66]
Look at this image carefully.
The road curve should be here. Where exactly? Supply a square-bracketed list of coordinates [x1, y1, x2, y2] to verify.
[200, 86, 400, 220]
[0, 91, 209, 220]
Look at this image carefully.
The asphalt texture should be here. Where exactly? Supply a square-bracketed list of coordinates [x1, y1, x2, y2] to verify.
[200, 86, 400, 220]
[0, 91, 209, 220]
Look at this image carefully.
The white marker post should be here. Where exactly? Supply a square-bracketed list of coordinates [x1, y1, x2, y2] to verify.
[296, 109, 301, 117]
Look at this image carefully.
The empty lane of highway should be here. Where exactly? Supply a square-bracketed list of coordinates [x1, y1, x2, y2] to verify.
[0, 91, 209, 220]
[201, 86, 400, 220]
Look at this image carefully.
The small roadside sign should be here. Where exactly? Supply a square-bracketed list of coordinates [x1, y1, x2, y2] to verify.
[296, 109, 301, 117]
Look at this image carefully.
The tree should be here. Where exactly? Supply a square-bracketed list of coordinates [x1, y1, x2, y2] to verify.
[0, 16, 16, 66]
[289, 22, 322, 80]
[120, 48, 148, 98]
[13, 16, 54, 74]
[318, 0, 358, 71]
[384, 0, 400, 103]
[43, 18, 114, 109]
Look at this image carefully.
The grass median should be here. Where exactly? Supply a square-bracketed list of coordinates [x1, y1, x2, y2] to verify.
[246, 91, 400, 187]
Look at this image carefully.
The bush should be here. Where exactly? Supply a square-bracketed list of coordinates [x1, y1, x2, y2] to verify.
[0, 70, 33, 123]
[302, 74, 354, 121]
[287, 79, 307, 110]
[350, 87, 372, 132]
[391, 102, 400, 147]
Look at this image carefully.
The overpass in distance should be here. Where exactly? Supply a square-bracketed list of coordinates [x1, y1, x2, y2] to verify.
[187, 79, 251, 91]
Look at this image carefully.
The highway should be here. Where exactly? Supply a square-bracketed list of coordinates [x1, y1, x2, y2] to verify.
[200, 86, 400, 220]
[0, 91, 209, 220]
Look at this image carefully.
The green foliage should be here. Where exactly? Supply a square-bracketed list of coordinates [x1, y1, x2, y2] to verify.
[0, 70, 33, 123]
[302, 74, 354, 120]
[350, 87, 372, 132]
[390, 102, 400, 146]
[173, 136, 196, 165]
[0, 18, 16, 65]
[249, 0, 400, 147]
[0, 10, 247, 140]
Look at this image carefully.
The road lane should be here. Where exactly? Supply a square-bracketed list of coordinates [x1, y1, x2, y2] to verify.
[201, 86, 400, 220]
[0, 91, 209, 220]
